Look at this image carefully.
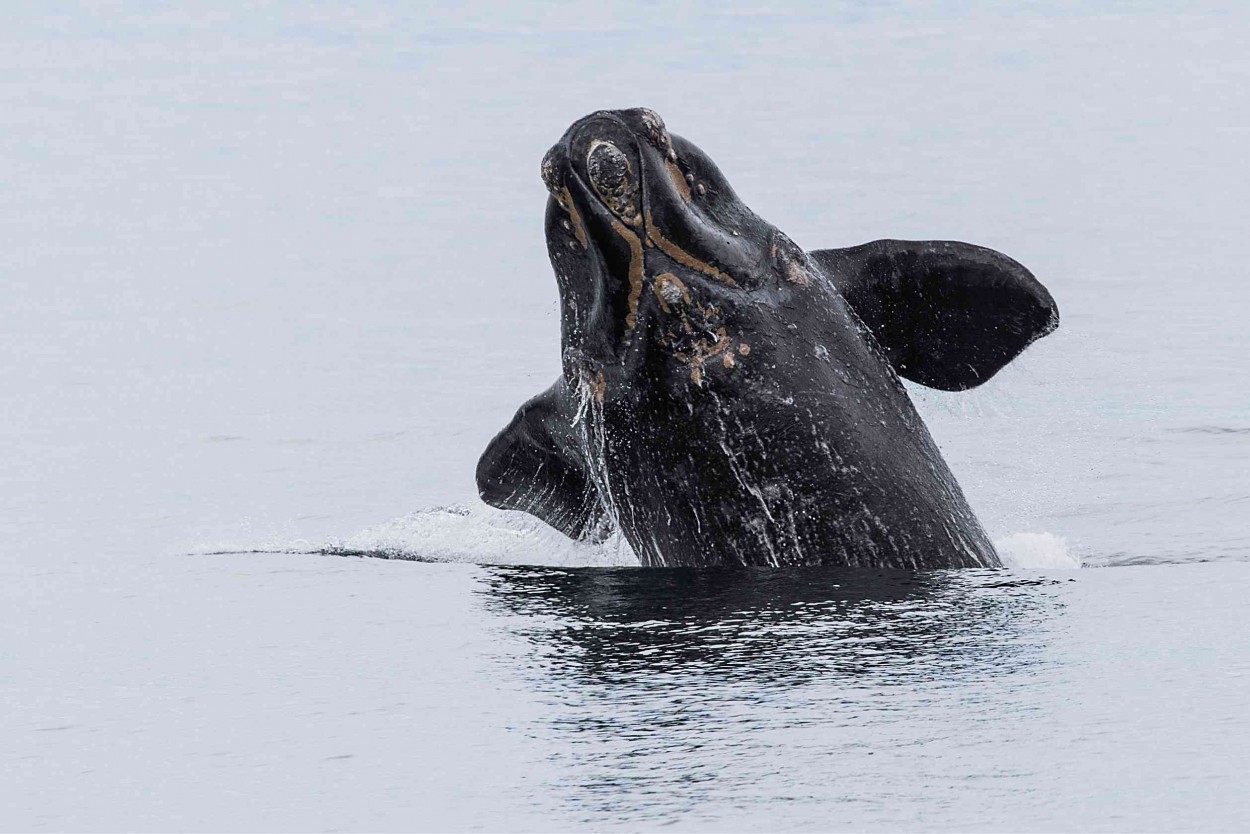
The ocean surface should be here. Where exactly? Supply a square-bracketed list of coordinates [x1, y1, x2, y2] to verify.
[3, 2, 1249, 830]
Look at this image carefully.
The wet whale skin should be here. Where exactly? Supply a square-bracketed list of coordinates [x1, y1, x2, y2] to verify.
[478, 108, 1058, 568]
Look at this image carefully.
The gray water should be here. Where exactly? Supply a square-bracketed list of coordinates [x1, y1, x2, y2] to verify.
[3, 2, 1249, 830]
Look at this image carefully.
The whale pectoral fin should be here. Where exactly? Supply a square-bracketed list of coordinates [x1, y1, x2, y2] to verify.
[810, 240, 1059, 391]
[476, 378, 610, 541]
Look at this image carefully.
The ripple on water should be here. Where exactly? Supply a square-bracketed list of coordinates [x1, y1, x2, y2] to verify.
[475, 566, 1069, 827]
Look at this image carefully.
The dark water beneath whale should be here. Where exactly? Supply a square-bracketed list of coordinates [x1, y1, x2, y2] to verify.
[4, 1, 1250, 830]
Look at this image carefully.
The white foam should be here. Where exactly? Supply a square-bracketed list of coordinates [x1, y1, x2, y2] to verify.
[332, 504, 639, 567]
[333, 509, 1081, 571]
[207, 507, 1079, 571]
[994, 532, 1082, 569]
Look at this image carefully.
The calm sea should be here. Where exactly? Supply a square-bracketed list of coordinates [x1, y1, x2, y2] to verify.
[3, 2, 1248, 830]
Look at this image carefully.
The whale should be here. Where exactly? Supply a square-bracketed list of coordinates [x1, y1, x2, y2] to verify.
[476, 108, 1058, 568]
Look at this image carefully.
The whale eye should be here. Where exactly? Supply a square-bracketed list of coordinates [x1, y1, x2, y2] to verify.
[586, 140, 640, 223]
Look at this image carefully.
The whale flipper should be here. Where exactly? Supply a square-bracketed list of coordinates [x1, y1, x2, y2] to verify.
[476, 379, 609, 541]
[810, 240, 1059, 391]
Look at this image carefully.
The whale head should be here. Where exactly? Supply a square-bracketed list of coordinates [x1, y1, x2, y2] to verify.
[539, 108, 816, 389]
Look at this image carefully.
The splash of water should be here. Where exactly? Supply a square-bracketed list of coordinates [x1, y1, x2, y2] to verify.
[323, 507, 1079, 570]
[994, 531, 1081, 569]
[329, 504, 638, 567]
[197, 506, 1078, 570]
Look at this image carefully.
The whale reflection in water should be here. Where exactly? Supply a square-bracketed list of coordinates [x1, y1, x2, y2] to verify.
[480, 567, 1060, 684]
[477, 567, 1065, 825]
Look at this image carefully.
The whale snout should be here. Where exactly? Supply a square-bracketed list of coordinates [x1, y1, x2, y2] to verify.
[543, 113, 640, 223]
[541, 107, 762, 351]
[540, 108, 680, 221]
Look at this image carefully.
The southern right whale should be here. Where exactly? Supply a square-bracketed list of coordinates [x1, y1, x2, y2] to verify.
[477, 108, 1058, 568]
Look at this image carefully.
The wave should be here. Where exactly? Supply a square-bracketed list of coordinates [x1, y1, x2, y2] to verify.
[323, 505, 638, 567]
[1169, 425, 1250, 436]
[196, 505, 1081, 570]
